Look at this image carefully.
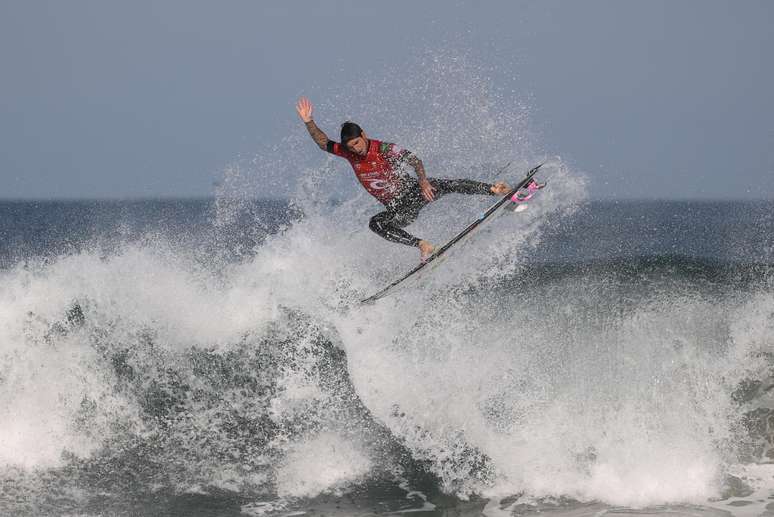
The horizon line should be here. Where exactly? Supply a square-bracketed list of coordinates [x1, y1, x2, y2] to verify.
[1, 196, 772, 204]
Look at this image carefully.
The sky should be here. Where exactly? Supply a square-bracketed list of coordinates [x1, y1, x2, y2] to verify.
[1, 0, 772, 200]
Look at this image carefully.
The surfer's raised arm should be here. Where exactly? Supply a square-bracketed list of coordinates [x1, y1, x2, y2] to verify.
[296, 97, 329, 150]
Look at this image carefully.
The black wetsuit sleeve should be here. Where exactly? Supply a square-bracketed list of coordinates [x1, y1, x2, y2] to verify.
[326, 141, 350, 157]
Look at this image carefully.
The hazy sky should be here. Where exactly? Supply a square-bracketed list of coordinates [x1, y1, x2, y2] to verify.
[1, 1, 772, 200]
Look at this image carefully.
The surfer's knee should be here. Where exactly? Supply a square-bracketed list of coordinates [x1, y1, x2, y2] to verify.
[369, 213, 388, 234]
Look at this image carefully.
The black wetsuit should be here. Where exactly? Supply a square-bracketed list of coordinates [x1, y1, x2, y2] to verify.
[369, 177, 496, 247]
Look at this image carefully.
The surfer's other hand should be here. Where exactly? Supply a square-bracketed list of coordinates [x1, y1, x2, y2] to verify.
[419, 178, 435, 201]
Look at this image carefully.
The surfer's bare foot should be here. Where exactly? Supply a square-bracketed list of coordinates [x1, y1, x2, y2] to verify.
[491, 182, 510, 195]
[418, 240, 435, 262]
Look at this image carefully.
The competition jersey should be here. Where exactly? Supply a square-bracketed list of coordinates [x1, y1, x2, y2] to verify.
[326, 139, 411, 204]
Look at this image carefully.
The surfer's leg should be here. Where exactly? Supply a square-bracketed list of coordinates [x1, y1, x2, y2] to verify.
[369, 204, 434, 260]
[368, 185, 438, 259]
[430, 178, 497, 196]
[369, 210, 422, 247]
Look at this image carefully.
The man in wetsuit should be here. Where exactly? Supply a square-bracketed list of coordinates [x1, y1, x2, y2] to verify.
[295, 97, 512, 261]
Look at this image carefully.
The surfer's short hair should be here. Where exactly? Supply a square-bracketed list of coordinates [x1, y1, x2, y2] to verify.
[340, 121, 363, 146]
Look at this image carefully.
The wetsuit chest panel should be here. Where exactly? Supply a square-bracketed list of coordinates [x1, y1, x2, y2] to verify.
[330, 139, 404, 204]
[349, 140, 404, 203]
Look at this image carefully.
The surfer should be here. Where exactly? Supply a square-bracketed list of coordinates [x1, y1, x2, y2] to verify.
[295, 97, 512, 261]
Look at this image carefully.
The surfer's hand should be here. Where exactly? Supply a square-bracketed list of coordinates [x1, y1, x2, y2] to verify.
[420, 178, 435, 201]
[296, 97, 313, 123]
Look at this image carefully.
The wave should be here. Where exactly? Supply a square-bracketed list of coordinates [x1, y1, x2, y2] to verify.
[1, 224, 772, 513]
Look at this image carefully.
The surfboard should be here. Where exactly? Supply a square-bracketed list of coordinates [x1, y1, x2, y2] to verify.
[360, 163, 544, 304]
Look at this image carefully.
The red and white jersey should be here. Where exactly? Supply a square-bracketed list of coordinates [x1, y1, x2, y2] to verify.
[326, 139, 411, 204]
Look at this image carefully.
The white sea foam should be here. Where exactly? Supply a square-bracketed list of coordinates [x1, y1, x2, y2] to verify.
[275, 432, 372, 498]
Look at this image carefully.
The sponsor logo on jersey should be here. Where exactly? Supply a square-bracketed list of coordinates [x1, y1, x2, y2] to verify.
[365, 179, 388, 190]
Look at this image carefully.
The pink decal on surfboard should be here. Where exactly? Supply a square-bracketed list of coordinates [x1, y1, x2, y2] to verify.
[511, 180, 542, 203]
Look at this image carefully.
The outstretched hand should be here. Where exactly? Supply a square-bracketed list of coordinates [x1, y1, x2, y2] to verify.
[296, 97, 313, 123]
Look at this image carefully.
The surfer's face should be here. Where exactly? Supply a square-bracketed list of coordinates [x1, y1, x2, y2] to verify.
[345, 135, 368, 156]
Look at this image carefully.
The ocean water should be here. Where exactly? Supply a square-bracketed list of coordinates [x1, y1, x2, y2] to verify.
[1, 184, 773, 516]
